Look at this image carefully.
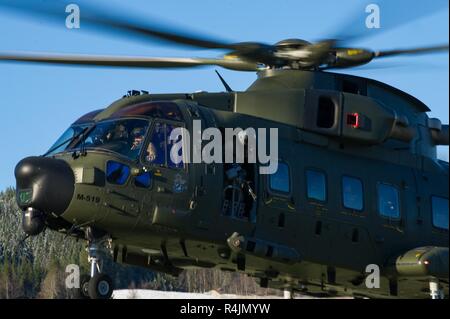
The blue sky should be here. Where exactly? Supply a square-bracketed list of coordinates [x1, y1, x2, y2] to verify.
[0, 0, 448, 190]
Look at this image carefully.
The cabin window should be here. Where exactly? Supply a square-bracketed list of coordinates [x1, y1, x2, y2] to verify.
[145, 122, 184, 168]
[306, 169, 326, 202]
[269, 162, 290, 194]
[316, 96, 336, 129]
[377, 183, 400, 219]
[431, 196, 449, 230]
[342, 176, 364, 211]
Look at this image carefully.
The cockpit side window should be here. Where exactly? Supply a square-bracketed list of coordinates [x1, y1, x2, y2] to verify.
[144, 121, 184, 169]
[146, 122, 166, 165]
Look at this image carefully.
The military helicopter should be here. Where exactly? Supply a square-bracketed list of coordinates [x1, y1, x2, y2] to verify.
[0, 1, 448, 299]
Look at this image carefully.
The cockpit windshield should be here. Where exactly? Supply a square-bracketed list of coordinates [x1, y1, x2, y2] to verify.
[74, 119, 149, 160]
[46, 124, 89, 156]
[47, 119, 150, 161]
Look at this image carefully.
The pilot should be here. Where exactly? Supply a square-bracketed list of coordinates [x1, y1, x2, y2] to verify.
[100, 123, 130, 154]
[106, 123, 128, 142]
[131, 127, 145, 151]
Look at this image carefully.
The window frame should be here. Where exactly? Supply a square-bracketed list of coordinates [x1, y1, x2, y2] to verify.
[341, 175, 365, 212]
[376, 182, 401, 220]
[305, 168, 328, 203]
[267, 160, 292, 197]
[431, 195, 449, 231]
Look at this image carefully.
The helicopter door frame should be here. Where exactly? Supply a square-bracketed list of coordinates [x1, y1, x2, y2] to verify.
[140, 119, 190, 199]
[221, 160, 258, 223]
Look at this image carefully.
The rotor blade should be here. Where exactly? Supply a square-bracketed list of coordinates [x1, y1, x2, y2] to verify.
[334, 60, 444, 72]
[0, 0, 237, 50]
[330, 0, 448, 44]
[374, 44, 449, 58]
[0, 52, 259, 71]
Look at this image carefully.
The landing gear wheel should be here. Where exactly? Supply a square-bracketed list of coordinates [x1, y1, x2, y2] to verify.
[79, 274, 91, 299]
[88, 273, 114, 299]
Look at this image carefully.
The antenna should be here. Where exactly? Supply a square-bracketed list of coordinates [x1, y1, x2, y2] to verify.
[215, 70, 233, 92]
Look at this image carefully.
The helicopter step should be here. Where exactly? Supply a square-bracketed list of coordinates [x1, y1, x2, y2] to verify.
[226, 232, 301, 264]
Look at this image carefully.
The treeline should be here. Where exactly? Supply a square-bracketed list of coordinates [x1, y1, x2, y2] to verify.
[0, 188, 276, 298]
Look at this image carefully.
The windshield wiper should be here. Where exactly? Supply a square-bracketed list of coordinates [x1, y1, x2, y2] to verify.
[42, 125, 94, 157]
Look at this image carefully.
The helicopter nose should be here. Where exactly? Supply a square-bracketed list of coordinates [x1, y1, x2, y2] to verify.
[15, 156, 75, 216]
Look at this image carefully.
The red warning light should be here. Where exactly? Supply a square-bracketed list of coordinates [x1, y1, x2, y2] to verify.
[347, 113, 360, 128]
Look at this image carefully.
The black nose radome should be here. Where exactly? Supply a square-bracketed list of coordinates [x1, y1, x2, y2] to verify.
[15, 156, 75, 216]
